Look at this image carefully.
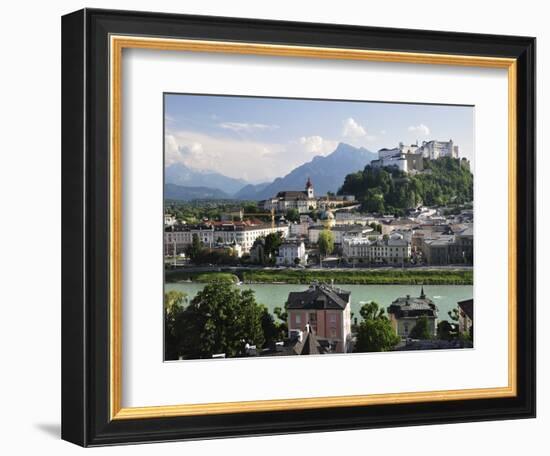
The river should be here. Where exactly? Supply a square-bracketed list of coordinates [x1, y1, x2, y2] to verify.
[165, 283, 473, 322]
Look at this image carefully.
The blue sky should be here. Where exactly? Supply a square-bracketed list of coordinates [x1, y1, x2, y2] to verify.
[165, 94, 474, 183]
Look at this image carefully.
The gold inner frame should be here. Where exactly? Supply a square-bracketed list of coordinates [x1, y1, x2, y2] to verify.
[109, 35, 518, 420]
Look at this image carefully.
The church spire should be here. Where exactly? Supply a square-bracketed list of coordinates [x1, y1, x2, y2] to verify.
[305, 177, 314, 198]
[420, 285, 426, 299]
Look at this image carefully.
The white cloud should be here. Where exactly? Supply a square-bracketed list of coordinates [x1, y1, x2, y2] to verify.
[342, 117, 368, 138]
[408, 123, 430, 136]
[218, 122, 279, 132]
[165, 130, 340, 182]
[298, 136, 338, 156]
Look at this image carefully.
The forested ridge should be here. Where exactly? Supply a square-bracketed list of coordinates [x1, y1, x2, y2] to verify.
[338, 157, 473, 214]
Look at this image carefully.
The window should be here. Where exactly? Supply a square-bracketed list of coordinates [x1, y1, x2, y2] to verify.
[309, 312, 317, 332]
[295, 314, 301, 325]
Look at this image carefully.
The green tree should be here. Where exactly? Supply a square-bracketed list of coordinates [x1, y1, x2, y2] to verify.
[318, 230, 335, 257]
[173, 282, 266, 359]
[243, 202, 259, 214]
[355, 301, 399, 352]
[273, 306, 288, 324]
[437, 320, 456, 341]
[285, 208, 300, 223]
[438, 307, 460, 340]
[164, 291, 187, 360]
[369, 222, 382, 233]
[359, 301, 386, 320]
[187, 233, 203, 261]
[260, 306, 287, 347]
[264, 232, 283, 258]
[338, 159, 473, 213]
[409, 316, 433, 339]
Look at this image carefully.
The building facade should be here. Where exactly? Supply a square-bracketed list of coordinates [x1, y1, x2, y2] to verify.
[457, 298, 474, 337]
[308, 225, 373, 245]
[342, 233, 411, 264]
[421, 226, 473, 265]
[286, 283, 352, 353]
[262, 178, 354, 214]
[276, 241, 308, 265]
[262, 178, 317, 214]
[164, 222, 289, 255]
[387, 287, 438, 338]
[370, 139, 459, 173]
[417, 139, 459, 159]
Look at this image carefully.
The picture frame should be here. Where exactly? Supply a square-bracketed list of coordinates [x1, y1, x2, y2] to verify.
[61, 8, 536, 447]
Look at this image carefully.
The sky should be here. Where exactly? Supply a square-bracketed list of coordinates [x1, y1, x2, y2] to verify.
[165, 94, 474, 184]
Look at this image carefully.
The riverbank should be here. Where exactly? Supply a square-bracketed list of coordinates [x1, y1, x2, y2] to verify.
[165, 268, 473, 285]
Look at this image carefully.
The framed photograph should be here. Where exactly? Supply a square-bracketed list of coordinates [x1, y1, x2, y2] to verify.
[62, 8, 535, 446]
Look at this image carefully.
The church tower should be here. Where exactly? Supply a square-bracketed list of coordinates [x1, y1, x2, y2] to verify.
[305, 177, 314, 198]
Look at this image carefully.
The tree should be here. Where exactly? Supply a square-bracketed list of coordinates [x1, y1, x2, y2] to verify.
[187, 233, 203, 261]
[273, 306, 288, 324]
[355, 301, 399, 352]
[318, 230, 335, 257]
[369, 222, 381, 233]
[264, 232, 283, 258]
[164, 291, 187, 360]
[243, 202, 259, 214]
[409, 316, 433, 339]
[285, 208, 300, 223]
[437, 308, 460, 340]
[338, 159, 473, 213]
[171, 282, 267, 359]
[260, 306, 287, 347]
[293, 257, 302, 266]
[437, 320, 455, 341]
[359, 301, 386, 320]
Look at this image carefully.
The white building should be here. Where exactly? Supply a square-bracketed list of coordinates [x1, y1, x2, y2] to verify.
[334, 212, 375, 226]
[371, 139, 459, 173]
[164, 222, 289, 255]
[262, 178, 355, 214]
[342, 232, 411, 264]
[371, 148, 409, 172]
[262, 177, 317, 214]
[371, 143, 424, 173]
[308, 225, 373, 245]
[417, 139, 459, 159]
[276, 241, 308, 265]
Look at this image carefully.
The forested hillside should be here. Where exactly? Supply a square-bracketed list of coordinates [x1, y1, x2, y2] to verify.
[338, 157, 473, 214]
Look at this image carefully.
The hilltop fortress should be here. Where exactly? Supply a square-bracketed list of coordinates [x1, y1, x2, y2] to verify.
[371, 139, 462, 174]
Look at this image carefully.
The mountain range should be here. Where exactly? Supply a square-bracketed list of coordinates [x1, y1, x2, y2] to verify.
[164, 142, 377, 201]
[165, 183, 230, 201]
[234, 143, 376, 200]
[165, 163, 247, 195]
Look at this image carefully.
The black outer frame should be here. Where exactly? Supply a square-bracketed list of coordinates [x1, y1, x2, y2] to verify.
[61, 8, 536, 447]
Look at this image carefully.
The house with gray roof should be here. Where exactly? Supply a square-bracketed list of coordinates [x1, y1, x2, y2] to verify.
[285, 283, 352, 353]
[387, 286, 438, 338]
